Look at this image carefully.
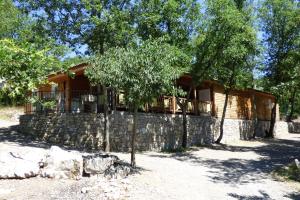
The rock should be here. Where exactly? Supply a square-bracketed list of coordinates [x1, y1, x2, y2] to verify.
[0, 152, 41, 179]
[41, 146, 83, 179]
[83, 154, 119, 175]
[294, 159, 300, 169]
[104, 160, 132, 179]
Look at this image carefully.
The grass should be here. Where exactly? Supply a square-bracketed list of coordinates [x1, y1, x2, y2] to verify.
[273, 162, 300, 182]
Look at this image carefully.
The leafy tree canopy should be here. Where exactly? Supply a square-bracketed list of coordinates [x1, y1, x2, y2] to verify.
[260, 0, 300, 94]
[195, 0, 257, 89]
[0, 39, 63, 97]
[86, 38, 190, 106]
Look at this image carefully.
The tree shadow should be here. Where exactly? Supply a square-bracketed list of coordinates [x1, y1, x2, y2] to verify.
[284, 192, 300, 200]
[148, 136, 300, 186]
[0, 125, 51, 149]
[0, 124, 102, 153]
[228, 190, 271, 200]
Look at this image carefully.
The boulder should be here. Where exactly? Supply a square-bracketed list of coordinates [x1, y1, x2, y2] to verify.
[0, 152, 41, 179]
[40, 146, 83, 179]
[83, 154, 119, 175]
[104, 160, 132, 179]
[294, 159, 300, 169]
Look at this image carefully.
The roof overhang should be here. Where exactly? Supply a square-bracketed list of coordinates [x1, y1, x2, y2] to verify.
[48, 63, 89, 83]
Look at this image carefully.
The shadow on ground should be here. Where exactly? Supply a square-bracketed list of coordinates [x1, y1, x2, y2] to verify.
[0, 125, 94, 152]
[148, 135, 300, 199]
[228, 190, 271, 200]
[1, 125, 299, 198]
[0, 125, 51, 149]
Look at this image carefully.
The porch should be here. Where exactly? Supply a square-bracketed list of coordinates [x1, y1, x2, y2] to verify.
[24, 89, 213, 116]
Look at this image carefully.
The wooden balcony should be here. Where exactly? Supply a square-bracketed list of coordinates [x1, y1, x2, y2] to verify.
[25, 90, 212, 116]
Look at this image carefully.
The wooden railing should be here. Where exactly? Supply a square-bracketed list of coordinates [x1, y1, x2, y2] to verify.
[25, 91, 65, 114]
[147, 95, 211, 115]
[25, 90, 212, 115]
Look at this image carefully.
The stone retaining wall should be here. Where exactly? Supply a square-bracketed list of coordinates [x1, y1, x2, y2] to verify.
[19, 112, 215, 151]
[19, 112, 289, 151]
[288, 122, 300, 133]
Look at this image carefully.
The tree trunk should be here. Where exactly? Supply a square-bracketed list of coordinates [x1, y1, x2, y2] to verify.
[103, 86, 110, 152]
[267, 100, 277, 138]
[182, 105, 188, 148]
[252, 94, 258, 139]
[287, 89, 296, 122]
[215, 91, 229, 144]
[131, 105, 138, 168]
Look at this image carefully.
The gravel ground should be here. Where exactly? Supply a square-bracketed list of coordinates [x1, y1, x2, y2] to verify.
[0, 121, 300, 200]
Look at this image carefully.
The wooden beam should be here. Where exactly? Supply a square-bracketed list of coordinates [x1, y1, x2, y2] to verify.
[172, 95, 176, 114]
[65, 77, 71, 112]
[210, 84, 216, 117]
[193, 88, 198, 115]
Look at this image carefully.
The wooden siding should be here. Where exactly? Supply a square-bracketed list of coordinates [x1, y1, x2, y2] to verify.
[213, 85, 277, 120]
[214, 87, 252, 120]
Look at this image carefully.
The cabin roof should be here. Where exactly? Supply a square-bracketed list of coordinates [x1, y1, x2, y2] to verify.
[47, 63, 274, 98]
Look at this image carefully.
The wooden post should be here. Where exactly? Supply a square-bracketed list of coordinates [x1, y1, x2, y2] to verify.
[251, 91, 258, 138]
[193, 88, 197, 115]
[172, 95, 176, 114]
[210, 84, 215, 117]
[65, 77, 71, 112]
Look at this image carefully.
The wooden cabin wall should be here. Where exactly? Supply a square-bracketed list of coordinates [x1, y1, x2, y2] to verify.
[213, 85, 252, 119]
[255, 95, 280, 121]
[255, 95, 272, 120]
[213, 84, 279, 121]
[69, 75, 90, 92]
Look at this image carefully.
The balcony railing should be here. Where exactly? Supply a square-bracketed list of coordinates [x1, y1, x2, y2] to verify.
[148, 95, 211, 114]
[25, 91, 65, 114]
[25, 90, 211, 115]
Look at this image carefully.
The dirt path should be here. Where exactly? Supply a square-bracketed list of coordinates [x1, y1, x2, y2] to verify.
[117, 134, 300, 200]
[1, 121, 300, 200]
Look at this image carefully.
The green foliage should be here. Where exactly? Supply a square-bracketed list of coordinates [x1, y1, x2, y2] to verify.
[0, 0, 69, 104]
[0, 0, 22, 38]
[86, 39, 189, 107]
[17, 0, 135, 54]
[260, 0, 300, 96]
[134, 0, 201, 51]
[274, 162, 300, 182]
[0, 39, 63, 98]
[83, 0, 135, 54]
[259, 0, 300, 121]
[17, 0, 202, 55]
[195, 0, 257, 90]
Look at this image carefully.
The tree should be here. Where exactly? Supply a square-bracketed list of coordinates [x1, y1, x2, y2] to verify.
[197, 0, 257, 143]
[0, 0, 22, 38]
[17, 0, 138, 151]
[134, 0, 201, 48]
[134, 0, 201, 148]
[0, 0, 68, 105]
[0, 39, 63, 98]
[17, 0, 135, 54]
[86, 39, 189, 167]
[260, 0, 300, 135]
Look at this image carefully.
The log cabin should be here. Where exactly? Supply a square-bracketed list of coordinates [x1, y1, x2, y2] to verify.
[24, 63, 279, 121]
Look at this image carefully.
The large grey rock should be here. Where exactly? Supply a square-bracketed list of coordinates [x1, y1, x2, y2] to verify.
[40, 146, 83, 179]
[83, 154, 119, 175]
[104, 160, 132, 179]
[0, 151, 42, 179]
